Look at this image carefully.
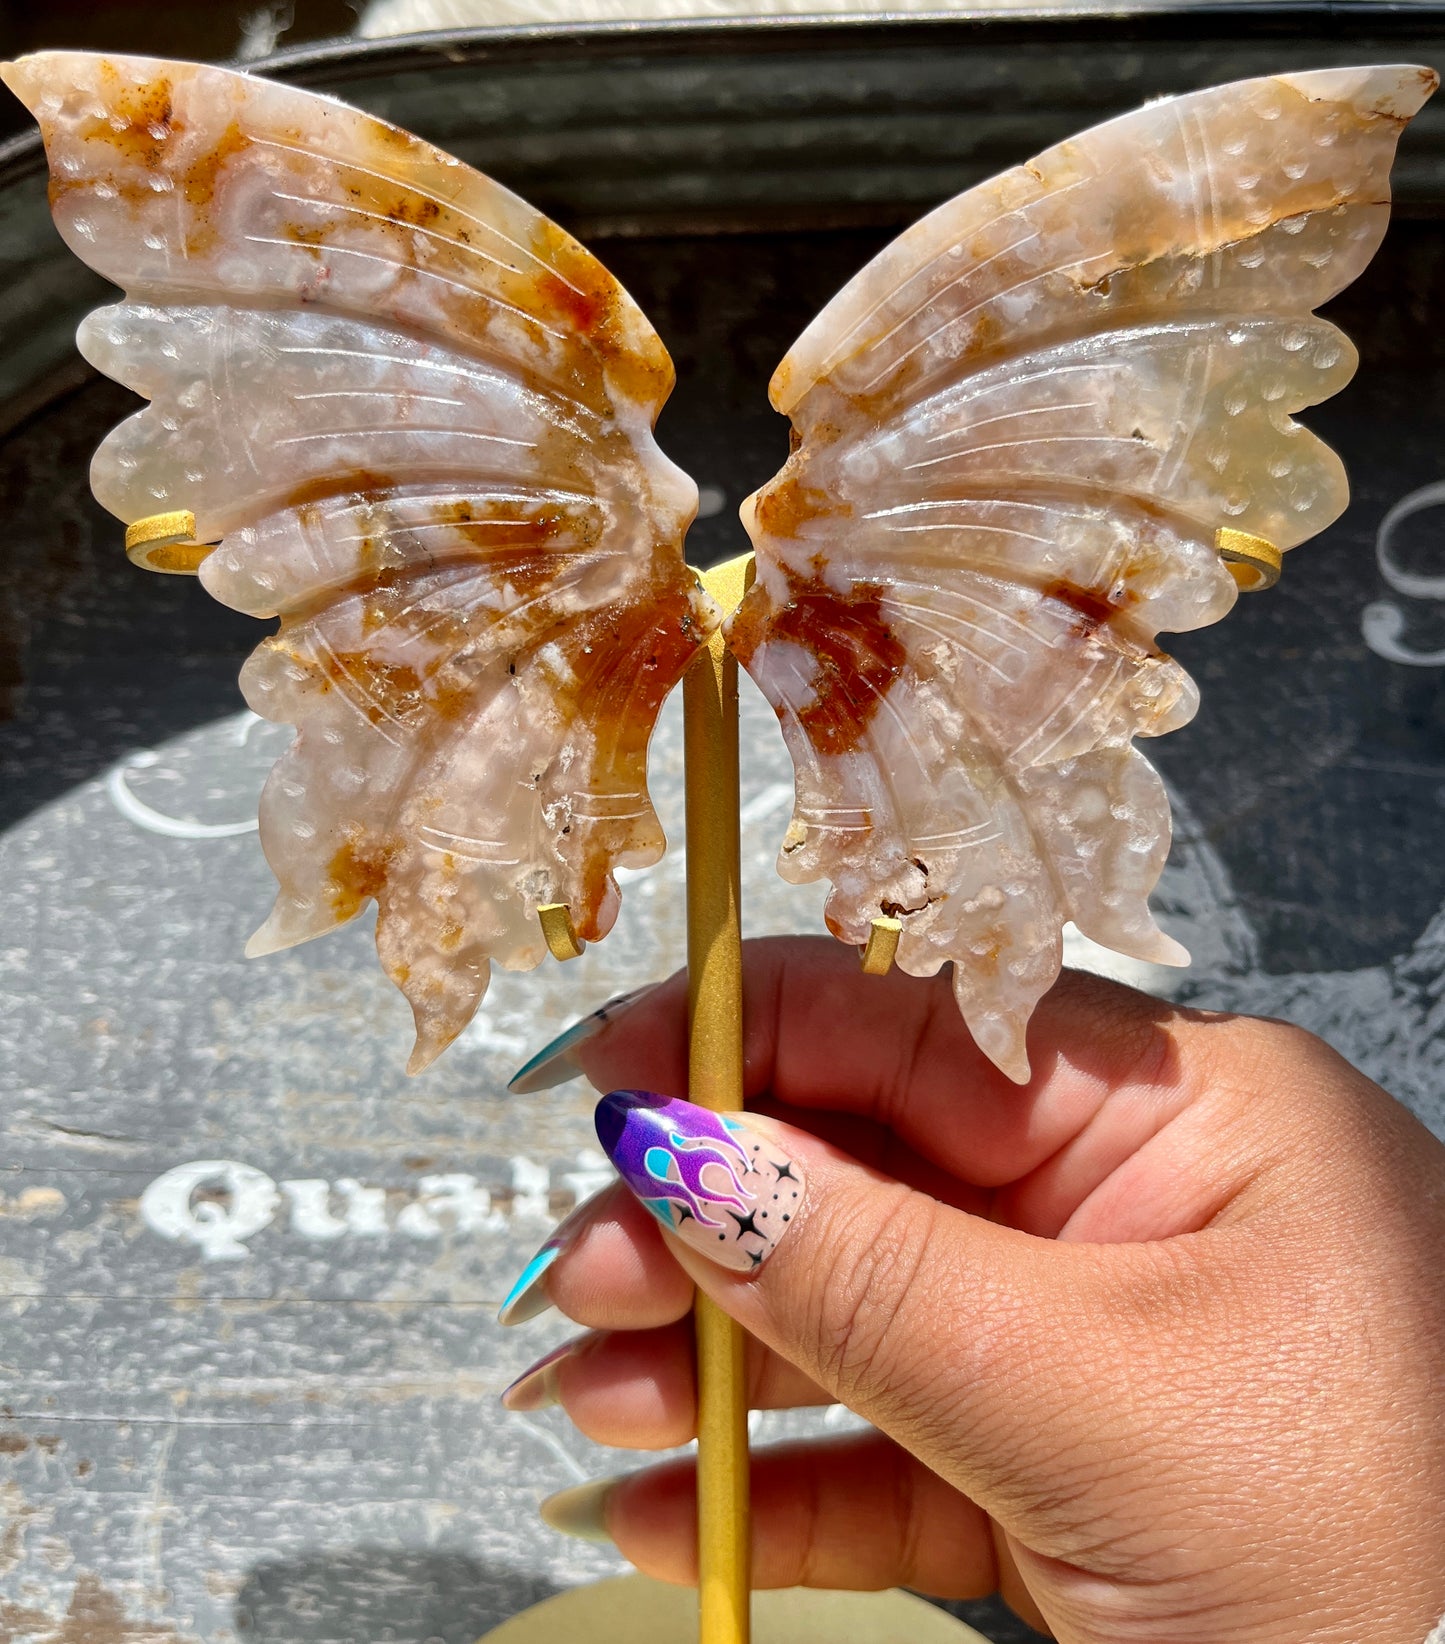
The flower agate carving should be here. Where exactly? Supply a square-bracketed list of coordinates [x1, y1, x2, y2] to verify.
[731, 66, 1437, 1082]
[3, 51, 714, 1071]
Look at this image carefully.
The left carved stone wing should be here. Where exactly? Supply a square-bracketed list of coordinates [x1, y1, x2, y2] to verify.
[5, 51, 713, 1071]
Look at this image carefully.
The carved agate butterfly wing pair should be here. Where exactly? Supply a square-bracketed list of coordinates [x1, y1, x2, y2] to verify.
[7, 53, 1434, 1080]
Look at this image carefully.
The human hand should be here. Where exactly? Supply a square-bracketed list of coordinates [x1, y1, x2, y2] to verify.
[500, 937, 1445, 1644]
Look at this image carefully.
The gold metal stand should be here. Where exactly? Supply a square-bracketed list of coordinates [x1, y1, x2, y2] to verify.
[683, 553, 754, 1644]
[490, 558, 986, 1644]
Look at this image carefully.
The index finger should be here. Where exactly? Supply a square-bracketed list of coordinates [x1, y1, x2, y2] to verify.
[578, 934, 1205, 1192]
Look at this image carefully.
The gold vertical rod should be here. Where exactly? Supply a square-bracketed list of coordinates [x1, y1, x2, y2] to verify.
[684, 555, 753, 1644]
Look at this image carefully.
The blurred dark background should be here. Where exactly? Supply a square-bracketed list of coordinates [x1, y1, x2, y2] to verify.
[0, 0, 355, 136]
[0, 0, 355, 55]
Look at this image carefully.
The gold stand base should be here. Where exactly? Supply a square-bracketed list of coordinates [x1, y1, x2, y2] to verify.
[479, 1575, 992, 1642]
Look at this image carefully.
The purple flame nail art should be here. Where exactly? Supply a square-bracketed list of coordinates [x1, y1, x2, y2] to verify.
[595, 1090, 805, 1273]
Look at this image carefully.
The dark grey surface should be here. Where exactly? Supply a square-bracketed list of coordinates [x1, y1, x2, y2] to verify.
[5, 15, 1445, 1643]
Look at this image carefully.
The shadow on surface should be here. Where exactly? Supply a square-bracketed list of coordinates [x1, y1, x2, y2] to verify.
[235, 1548, 559, 1644]
[937, 1594, 1053, 1642]
[233, 1550, 1049, 1644]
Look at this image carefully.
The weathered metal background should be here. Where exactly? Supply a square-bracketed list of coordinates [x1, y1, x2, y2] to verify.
[4, 13, 1445, 1642]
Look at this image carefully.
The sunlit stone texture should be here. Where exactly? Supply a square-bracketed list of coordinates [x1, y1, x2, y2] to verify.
[5, 51, 713, 1072]
[732, 66, 1436, 1082]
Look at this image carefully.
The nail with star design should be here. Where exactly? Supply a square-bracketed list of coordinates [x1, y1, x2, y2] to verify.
[594, 1090, 805, 1274]
[506, 986, 657, 1094]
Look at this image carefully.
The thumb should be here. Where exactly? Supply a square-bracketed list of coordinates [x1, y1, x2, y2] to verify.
[592, 1088, 1144, 1539]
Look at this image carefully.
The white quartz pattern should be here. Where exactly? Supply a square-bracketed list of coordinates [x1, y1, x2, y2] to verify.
[4, 51, 712, 1072]
[732, 65, 1436, 1081]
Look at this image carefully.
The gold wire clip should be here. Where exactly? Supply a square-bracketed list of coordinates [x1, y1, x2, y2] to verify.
[537, 904, 584, 962]
[859, 915, 902, 976]
[1216, 528, 1282, 593]
[124, 510, 218, 575]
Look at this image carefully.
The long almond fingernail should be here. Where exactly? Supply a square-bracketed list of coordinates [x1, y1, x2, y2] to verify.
[594, 1090, 805, 1274]
[539, 1477, 617, 1543]
[497, 1183, 619, 1326]
[506, 986, 656, 1094]
[501, 1337, 587, 1413]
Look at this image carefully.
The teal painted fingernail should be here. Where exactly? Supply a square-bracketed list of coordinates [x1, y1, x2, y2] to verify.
[506, 986, 656, 1094]
[539, 1477, 617, 1544]
[497, 1182, 617, 1326]
[498, 1242, 563, 1327]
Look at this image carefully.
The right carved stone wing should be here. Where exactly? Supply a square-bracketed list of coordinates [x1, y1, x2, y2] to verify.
[731, 66, 1436, 1081]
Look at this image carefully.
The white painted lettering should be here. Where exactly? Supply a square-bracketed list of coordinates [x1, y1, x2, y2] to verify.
[508, 1156, 552, 1222]
[139, 1160, 279, 1261]
[1364, 482, 1445, 667]
[136, 1155, 592, 1258]
[334, 1178, 388, 1236]
[278, 1179, 350, 1240]
[396, 1174, 503, 1237]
